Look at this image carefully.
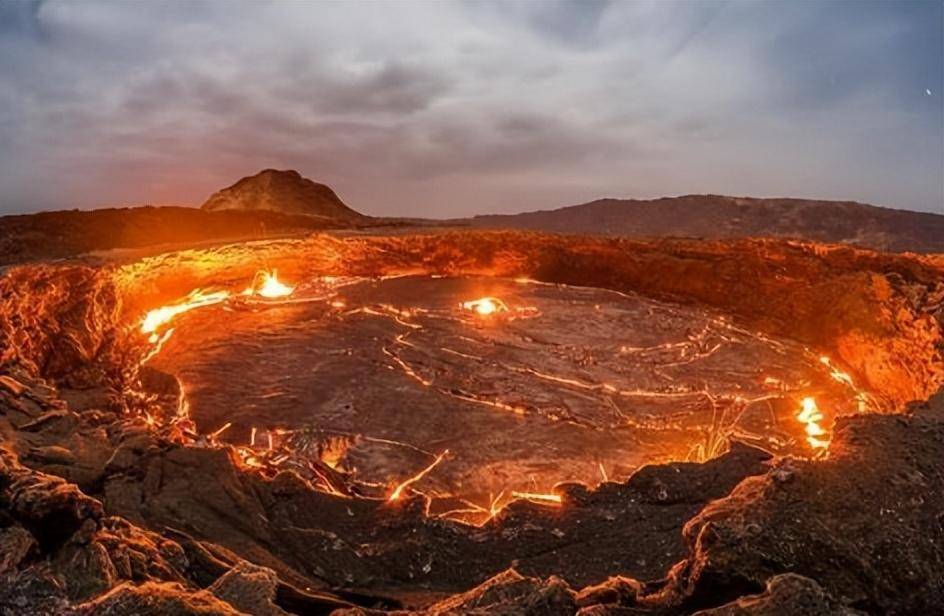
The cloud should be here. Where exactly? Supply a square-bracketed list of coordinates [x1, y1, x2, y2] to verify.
[0, 0, 940, 217]
[468, 0, 613, 47]
[0, 0, 43, 36]
[275, 61, 451, 115]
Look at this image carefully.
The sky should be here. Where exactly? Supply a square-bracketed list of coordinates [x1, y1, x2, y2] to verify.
[0, 0, 942, 217]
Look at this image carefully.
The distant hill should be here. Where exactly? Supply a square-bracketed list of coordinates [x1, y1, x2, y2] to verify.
[202, 169, 364, 222]
[467, 195, 944, 253]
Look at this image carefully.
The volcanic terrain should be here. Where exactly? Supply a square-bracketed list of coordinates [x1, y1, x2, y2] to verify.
[3, 170, 943, 268]
[1, 222, 942, 615]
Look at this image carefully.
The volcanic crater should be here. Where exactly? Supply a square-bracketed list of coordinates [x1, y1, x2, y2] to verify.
[1, 230, 943, 614]
[146, 272, 863, 519]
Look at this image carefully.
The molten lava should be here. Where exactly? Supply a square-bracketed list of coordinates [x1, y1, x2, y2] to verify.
[797, 396, 829, 450]
[245, 269, 295, 298]
[510, 491, 563, 505]
[140, 271, 295, 347]
[388, 449, 450, 501]
[819, 355, 874, 412]
[140, 289, 230, 341]
[461, 297, 508, 316]
[819, 356, 854, 388]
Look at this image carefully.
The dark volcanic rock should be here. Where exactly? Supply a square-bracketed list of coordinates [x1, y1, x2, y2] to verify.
[94, 434, 770, 596]
[658, 408, 944, 614]
[201, 169, 363, 221]
[420, 569, 577, 616]
[574, 576, 642, 610]
[691, 574, 865, 616]
[72, 582, 241, 616]
[0, 446, 202, 610]
[468, 194, 944, 253]
[0, 526, 36, 574]
[0, 445, 356, 614]
[206, 561, 290, 616]
[0, 447, 104, 554]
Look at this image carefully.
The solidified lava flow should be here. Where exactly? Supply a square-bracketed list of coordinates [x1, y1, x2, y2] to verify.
[145, 273, 863, 518]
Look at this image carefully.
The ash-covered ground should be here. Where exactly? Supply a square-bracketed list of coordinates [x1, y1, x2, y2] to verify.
[149, 275, 857, 514]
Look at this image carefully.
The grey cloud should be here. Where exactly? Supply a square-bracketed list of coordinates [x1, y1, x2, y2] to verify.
[495, 113, 560, 137]
[0, 0, 44, 36]
[283, 62, 453, 115]
[463, 0, 614, 48]
[121, 71, 248, 118]
[0, 0, 940, 217]
[392, 113, 636, 181]
[521, 0, 612, 47]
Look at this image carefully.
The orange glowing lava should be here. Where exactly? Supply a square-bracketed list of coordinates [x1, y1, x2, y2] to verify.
[461, 297, 508, 316]
[510, 491, 563, 505]
[209, 422, 232, 439]
[388, 449, 449, 501]
[140, 271, 294, 345]
[140, 289, 231, 337]
[819, 355, 874, 412]
[245, 270, 295, 298]
[819, 356, 854, 388]
[797, 396, 829, 450]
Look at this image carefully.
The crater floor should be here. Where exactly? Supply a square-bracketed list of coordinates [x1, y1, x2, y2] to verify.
[149, 275, 858, 511]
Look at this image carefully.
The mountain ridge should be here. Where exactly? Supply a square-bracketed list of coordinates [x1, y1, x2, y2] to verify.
[467, 194, 944, 253]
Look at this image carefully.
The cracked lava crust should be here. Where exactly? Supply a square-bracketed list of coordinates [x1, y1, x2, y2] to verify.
[146, 273, 865, 520]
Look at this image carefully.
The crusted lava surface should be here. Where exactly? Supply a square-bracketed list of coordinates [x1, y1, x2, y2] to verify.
[0, 230, 942, 615]
[146, 274, 860, 514]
